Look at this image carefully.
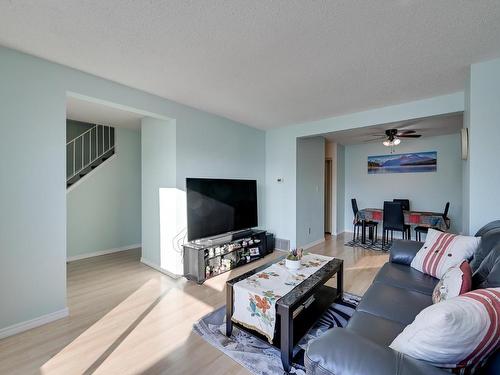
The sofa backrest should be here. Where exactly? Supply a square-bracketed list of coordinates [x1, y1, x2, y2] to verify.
[472, 245, 500, 289]
[471, 220, 500, 288]
[474, 220, 500, 237]
[471, 221, 500, 271]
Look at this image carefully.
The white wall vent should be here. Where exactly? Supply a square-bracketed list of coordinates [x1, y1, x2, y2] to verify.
[275, 238, 290, 251]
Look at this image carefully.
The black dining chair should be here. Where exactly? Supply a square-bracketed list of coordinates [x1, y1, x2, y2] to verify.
[393, 198, 410, 211]
[351, 198, 378, 243]
[414, 202, 450, 241]
[382, 201, 411, 249]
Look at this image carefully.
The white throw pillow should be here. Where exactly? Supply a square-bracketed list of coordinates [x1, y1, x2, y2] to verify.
[411, 229, 480, 278]
[390, 288, 500, 372]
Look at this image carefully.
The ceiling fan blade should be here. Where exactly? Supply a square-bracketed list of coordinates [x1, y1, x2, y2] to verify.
[397, 120, 422, 129]
[397, 130, 416, 135]
[363, 137, 386, 142]
[398, 134, 422, 138]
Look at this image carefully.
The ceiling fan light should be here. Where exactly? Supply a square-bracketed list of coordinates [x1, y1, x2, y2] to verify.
[383, 140, 391, 147]
[394, 138, 401, 145]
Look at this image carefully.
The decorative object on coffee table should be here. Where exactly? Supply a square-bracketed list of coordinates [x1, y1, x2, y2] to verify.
[285, 248, 303, 270]
[226, 254, 343, 373]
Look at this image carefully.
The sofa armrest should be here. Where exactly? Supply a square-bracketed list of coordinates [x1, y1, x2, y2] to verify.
[305, 328, 446, 375]
[389, 240, 423, 266]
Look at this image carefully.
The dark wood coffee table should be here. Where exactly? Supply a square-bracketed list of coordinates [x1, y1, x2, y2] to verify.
[226, 255, 343, 373]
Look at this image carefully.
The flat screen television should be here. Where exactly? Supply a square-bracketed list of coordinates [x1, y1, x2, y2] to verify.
[186, 178, 258, 241]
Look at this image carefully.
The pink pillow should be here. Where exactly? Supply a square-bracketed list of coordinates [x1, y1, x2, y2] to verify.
[432, 260, 472, 304]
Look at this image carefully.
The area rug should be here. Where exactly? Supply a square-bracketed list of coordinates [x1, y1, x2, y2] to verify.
[193, 293, 361, 375]
[344, 238, 390, 251]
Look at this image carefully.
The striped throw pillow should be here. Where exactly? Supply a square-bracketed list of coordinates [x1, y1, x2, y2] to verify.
[411, 229, 480, 278]
[390, 288, 500, 373]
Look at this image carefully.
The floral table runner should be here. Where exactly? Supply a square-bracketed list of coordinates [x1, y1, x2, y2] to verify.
[231, 253, 333, 343]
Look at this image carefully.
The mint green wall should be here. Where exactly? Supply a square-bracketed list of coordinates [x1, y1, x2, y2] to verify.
[0, 48, 67, 329]
[343, 134, 463, 234]
[175, 114, 266, 224]
[468, 58, 500, 234]
[0, 46, 265, 332]
[336, 145, 346, 235]
[67, 128, 141, 258]
[141, 118, 177, 270]
[265, 93, 464, 247]
[296, 137, 325, 247]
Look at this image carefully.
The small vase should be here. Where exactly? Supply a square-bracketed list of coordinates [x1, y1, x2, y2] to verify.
[285, 258, 301, 270]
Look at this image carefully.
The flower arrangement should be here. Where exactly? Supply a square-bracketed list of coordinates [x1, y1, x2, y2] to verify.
[285, 248, 304, 270]
[286, 248, 303, 261]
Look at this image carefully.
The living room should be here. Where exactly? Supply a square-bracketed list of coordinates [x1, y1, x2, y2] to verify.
[1, 2, 499, 375]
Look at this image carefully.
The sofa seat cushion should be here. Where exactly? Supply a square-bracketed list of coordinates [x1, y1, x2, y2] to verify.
[357, 282, 433, 325]
[374, 262, 439, 295]
[347, 311, 406, 346]
[305, 328, 448, 375]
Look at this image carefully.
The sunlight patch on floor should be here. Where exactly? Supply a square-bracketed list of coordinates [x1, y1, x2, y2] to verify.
[39, 277, 211, 375]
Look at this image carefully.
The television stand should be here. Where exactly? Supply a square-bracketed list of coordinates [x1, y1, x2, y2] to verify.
[192, 229, 253, 247]
[183, 229, 270, 284]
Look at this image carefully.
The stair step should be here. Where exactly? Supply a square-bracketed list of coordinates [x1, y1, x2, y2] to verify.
[79, 166, 93, 177]
[66, 148, 115, 189]
[66, 174, 80, 187]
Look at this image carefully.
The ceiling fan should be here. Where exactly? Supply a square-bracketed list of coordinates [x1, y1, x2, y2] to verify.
[372, 128, 422, 147]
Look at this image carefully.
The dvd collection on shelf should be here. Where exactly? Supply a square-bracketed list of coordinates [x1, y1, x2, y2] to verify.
[183, 229, 270, 283]
[205, 237, 262, 278]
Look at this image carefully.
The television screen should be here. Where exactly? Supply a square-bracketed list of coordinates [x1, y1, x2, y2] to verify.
[186, 178, 258, 241]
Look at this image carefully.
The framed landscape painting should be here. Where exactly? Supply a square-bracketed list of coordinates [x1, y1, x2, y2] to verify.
[368, 151, 437, 174]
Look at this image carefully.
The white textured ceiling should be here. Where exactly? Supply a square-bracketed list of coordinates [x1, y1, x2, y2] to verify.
[323, 113, 463, 145]
[66, 96, 143, 130]
[1, 1, 500, 129]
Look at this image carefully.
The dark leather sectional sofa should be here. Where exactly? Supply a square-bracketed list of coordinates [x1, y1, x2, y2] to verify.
[305, 221, 500, 375]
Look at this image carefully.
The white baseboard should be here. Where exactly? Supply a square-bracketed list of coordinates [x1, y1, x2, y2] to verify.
[302, 238, 325, 250]
[140, 257, 181, 279]
[0, 307, 69, 340]
[67, 243, 141, 262]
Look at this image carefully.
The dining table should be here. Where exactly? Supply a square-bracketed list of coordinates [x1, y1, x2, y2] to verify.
[357, 208, 448, 244]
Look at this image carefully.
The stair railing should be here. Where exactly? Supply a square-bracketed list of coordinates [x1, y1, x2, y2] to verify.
[66, 124, 115, 183]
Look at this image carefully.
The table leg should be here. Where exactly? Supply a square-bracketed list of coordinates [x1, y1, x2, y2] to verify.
[361, 220, 366, 244]
[280, 307, 293, 373]
[226, 284, 233, 337]
[337, 262, 344, 300]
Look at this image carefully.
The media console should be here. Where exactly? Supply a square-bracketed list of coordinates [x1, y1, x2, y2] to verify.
[183, 229, 273, 284]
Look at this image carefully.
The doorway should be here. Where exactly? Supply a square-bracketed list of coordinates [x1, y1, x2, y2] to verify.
[324, 159, 332, 234]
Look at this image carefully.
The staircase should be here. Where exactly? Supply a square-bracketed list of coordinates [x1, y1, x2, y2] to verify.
[67, 124, 115, 188]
